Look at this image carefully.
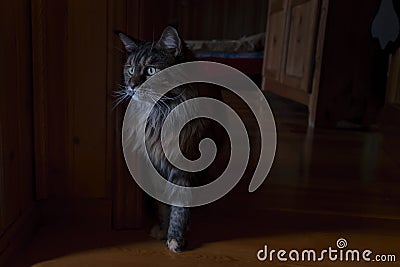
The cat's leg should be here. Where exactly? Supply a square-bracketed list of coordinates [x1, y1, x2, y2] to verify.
[166, 170, 190, 252]
[166, 205, 189, 252]
[150, 202, 170, 240]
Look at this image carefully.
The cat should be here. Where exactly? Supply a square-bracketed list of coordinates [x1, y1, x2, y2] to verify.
[116, 26, 223, 252]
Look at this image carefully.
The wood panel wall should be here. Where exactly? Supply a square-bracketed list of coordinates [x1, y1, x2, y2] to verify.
[32, 0, 68, 198]
[0, 0, 37, 264]
[0, 0, 33, 240]
[31, 0, 145, 227]
[33, 0, 110, 198]
[67, 0, 109, 198]
[111, 0, 144, 230]
[131, 0, 268, 40]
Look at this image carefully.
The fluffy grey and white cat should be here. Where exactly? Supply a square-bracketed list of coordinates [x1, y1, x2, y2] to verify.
[116, 26, 222, 252]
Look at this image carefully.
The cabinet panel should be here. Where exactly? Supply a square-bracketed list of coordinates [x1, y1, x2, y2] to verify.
[264, 0, 287, 81]
[387, 49, 400, 106]
[282, 0, 318, 92]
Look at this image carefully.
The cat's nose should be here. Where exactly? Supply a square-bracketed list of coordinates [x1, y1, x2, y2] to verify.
[129, 80, 136, 88]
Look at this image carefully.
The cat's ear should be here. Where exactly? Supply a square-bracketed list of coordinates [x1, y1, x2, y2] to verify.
[117, 32, 138, 52]
[157, 26, 181, 56]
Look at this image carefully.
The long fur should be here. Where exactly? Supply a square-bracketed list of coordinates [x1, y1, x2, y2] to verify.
[117, 26, 211, 252]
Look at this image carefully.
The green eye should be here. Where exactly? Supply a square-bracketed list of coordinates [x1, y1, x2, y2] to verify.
[127, 66, 135, 76]
[146, 67, 156, 76]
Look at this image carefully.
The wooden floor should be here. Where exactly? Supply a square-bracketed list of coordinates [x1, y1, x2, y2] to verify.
[6, 93, 400, 267]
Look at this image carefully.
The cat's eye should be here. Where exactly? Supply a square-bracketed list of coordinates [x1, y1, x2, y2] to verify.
[127, 66, 135, 76]
[146, 67, 156, 76]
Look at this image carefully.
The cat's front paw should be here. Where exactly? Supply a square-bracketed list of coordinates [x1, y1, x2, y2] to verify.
[166, 238, 186, 253]
[149, 224, 167, 240]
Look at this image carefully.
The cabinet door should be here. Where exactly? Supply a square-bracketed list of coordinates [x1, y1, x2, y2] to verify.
[264, 0, 288, 81]
[282, 0, 319, 92]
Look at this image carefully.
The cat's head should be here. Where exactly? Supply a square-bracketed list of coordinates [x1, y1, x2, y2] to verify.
[117, 26, 185, 98]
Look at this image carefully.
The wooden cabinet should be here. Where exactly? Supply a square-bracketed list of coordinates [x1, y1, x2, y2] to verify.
[263, 0, 383, 127]
[263, 0, 326, 125]
[264, 0, 287, 82]
[381, 47, 400, 165]
[282, 0, 319, 92]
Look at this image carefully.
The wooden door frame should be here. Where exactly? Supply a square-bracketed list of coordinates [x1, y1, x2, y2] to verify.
[308, 0, 329, 127]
